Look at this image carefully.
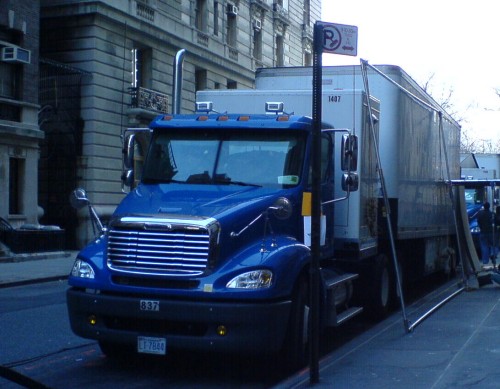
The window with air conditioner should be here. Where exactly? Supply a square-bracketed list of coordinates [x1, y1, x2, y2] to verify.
[227, 4, 238, 16]
[1, 46, 31, 64]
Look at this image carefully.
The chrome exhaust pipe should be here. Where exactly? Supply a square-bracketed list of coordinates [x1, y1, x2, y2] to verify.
[172, 49, 186, 114]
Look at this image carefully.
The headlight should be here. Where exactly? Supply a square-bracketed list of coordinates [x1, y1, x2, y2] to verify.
[226, 270, 273, 289]
[470, 226, 480, 234]
[71, 259, 95, 279]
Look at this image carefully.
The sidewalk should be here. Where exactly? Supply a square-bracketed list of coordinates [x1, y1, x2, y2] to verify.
[275, 276, 500, 389]
[0, 251, 78, 288]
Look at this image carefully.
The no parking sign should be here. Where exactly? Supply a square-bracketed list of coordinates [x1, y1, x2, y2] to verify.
[317, 22, 358, 56]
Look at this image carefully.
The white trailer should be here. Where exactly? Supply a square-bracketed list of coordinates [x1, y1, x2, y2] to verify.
[198, 65, 461, 282]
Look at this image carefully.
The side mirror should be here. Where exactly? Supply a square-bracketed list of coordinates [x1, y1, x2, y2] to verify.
[269, 197, 292, 220]
[122, 134, 136, 190]
[341, 134, 358, 172]
[69, 188, 106, 237]
[70, 188, 90, 210]
[341, 173, 359, 192]
[123, 134, 136, 170]
[121, 169, 135, 188]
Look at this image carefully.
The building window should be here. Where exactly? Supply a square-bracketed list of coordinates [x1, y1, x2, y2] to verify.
[131, 47, 152, 89]
[252, 26, 262, 60]
[226, 6, 237, 47]
[304, 51, 312, 66]
[303, 0, 310, 26]
[195, 0, 208, 31]
[274, 0, 289, 10]
[195, 69, 208, 91]
[9, 157, 25, 215]
[276, 35, 284, 66]
[0, 62, 20, 99]
[214, 1, 219, 36]
[227, 80, 237, 89]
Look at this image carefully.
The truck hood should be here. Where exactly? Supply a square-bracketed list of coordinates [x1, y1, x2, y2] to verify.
[113, 183, 288, 222]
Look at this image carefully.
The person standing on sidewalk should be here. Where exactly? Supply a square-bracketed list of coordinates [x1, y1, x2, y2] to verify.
[477, 202, 495, 267]
[494, 206, 500, 265]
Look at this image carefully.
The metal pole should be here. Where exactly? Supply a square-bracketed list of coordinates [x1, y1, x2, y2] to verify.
[309, 22, 323, 385]
[360, 60, 411, 333]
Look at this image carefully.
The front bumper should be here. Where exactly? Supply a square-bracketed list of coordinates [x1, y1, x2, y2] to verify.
[67, 288, 292, 354]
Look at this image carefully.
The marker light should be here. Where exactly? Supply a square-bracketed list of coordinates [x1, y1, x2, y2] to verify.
[238, 115, 250, 121]
[217, 115, 229, 121]
[216, 325, 227, 336]
[88, 315, 97, 326]
[162, 115, 173, 121]
[197, 115, 209, 121]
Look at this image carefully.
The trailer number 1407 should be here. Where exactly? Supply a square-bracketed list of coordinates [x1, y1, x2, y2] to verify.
[328, 95, 341, 103]
[140, 300, 160, 311]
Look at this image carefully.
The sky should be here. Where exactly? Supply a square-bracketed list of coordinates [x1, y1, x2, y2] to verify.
[321, 0, 500, 149]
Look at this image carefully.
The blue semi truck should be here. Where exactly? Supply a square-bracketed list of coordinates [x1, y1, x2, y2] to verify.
[66, 64, 461, 368]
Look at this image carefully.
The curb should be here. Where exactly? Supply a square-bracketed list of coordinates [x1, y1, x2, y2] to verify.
[0, 275, 69, 289]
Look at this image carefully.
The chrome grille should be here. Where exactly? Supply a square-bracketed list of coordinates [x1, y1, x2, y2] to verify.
[107, 217, 217, 277]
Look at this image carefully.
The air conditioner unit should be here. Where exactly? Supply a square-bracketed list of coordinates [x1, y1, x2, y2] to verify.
[253, 19, 262, 31]
[1, 46, 31, 64]
[227, 4, 238, 16]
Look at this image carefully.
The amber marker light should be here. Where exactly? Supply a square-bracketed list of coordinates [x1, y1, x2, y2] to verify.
[276, 115, 289, 122]
[162, 115, 173, 121]
[216, 325, 227, 336]
[88, 315, 97, 326]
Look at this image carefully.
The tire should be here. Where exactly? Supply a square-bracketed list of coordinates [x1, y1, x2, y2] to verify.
[282, 278, 310, 371]
[366, 254, 391, 319]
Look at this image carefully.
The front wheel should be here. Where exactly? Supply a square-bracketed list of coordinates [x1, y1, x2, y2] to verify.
[282, 277, 310, 371]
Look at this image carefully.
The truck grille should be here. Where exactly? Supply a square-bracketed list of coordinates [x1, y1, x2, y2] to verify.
[107, 216, 219, 277]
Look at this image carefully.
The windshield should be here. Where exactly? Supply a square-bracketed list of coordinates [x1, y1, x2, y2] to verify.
[142, 130, 305, 188]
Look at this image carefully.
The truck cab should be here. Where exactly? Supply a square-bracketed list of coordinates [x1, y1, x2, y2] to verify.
[67, 109, 359, 368]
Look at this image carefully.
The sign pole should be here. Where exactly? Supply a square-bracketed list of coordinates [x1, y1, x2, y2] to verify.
[309, 21, 323, 385]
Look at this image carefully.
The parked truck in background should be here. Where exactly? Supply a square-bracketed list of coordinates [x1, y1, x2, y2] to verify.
[66, 64, 461, 369]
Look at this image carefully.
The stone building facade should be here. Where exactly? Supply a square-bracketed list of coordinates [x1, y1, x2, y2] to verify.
[39, 0, 321, 247]
[0, 0, 43, 230]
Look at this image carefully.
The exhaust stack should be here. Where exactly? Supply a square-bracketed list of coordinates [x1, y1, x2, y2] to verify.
[172, 49, 186, 114]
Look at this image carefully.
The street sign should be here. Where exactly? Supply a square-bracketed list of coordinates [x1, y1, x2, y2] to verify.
[317, 22, 358, 56]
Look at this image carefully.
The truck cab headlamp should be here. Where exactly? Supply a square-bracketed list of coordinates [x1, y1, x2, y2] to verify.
[226, 270, 273, 289]
[71, 259, 95, 279]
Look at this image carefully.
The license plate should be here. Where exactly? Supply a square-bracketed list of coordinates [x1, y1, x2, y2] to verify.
[137, 336, 166, 355]
[140, 300, 160, 311]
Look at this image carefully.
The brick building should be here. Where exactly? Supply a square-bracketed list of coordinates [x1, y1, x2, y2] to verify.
[0, 1, 43, 235]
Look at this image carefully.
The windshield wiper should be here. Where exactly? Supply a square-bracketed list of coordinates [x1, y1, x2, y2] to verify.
[216, 179, 262, 187]
[142, 178, 187, 184]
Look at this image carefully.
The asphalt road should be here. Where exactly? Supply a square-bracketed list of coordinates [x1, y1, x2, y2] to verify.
[0, 281, 286, 388]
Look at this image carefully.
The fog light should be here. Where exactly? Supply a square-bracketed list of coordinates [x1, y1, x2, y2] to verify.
[88, 315, 97, 326]
[216, 325, 227, 336]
